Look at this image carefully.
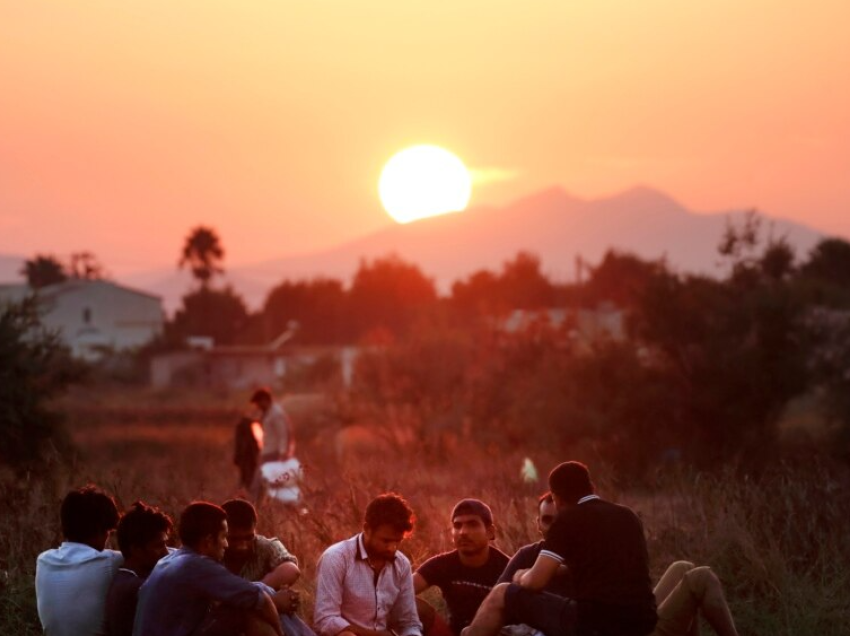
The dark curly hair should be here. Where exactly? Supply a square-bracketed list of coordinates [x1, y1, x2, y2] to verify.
[60, 485, 119, 543]
[364, 493, 415, 534]
[116, 501, 173, 559]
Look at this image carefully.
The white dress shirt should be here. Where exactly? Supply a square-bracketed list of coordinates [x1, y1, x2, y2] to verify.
[314, 534, 422, 636]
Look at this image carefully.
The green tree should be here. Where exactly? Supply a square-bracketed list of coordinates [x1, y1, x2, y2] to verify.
[20, 254, 67, 288]
[179, 226, 225, 288]
[0, 298, 83, 468]
[584, 249, 665, 309]
[800, 237, 850, 290]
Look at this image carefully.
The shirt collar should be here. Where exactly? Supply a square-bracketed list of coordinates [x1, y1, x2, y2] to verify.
[577, 494, 600, 505]
[355, 533, 397, 562]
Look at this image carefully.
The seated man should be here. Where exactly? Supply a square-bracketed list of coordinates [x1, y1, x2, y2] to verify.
[105, 501, 172, 636]
[497, 493, 571, 597]
[36, 485, 122, 636]
[221, 498, 316, 636]
[133, 501, 283, 636]
[314, 493, 422, 636]
[463, 461, 657, 636]
[414, 499, 509, 636]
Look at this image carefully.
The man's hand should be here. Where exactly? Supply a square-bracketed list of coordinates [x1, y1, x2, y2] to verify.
[272, 587, 301, 614]
[511, 569, 529, 584]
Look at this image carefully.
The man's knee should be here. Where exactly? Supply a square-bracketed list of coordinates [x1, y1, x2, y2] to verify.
[684, 566, 719, 599]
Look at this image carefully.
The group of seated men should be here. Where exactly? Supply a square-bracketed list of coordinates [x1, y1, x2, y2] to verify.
[35, 461, 739, 636]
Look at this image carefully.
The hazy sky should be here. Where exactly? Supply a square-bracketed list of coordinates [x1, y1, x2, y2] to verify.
[2, 1, 848, 274]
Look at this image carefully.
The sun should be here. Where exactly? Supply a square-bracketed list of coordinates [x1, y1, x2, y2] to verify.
[379, 145, 472, 224]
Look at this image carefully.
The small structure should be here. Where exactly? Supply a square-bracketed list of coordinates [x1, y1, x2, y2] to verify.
[501, 305, 625, 343]
[0, 279, 164, 360]
[150, 326, 359, 390]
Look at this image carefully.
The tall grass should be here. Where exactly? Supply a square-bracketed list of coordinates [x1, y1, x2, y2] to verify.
[1, 395, 848, 635]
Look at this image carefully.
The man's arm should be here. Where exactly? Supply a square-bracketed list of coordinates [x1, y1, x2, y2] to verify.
[497, 545, 535, 585]
[412, 572, 431, 595]
[516, 553, 560, 591]
[313, 549, 357, 636]
[257, 590, 285, 636]
[262, 561, 301, 589]
[388, 561, 423, 636]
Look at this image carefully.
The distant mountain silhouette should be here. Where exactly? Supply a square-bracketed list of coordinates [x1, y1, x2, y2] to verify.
[4, 187, 827, 313]
[214, 185, 824, 308]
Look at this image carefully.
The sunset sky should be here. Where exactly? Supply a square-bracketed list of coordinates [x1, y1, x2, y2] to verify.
[1, 1, 848, 275]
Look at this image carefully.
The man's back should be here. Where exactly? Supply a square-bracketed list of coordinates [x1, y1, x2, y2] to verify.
[541, 497, 656, 634]
[36, 542, 123, 636]
[133, 547, 262, 636]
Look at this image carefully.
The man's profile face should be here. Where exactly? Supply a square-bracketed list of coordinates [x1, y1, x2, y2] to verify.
[451, 514, 493, 556]
[225, 524, 256, 559]
[136, 531, 170, 574]
[363, 523, 405, 561]
[203, 520, 229, 562]
[537, 499, 557, 537]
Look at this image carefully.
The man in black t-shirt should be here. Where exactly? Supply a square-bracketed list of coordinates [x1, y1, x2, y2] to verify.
[462, 462, 657, 636]
[414, 499, 510, 636]
[497, 492, 572, 598]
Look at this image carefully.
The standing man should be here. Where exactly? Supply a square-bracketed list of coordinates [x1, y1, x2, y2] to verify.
[414, 499, 509, 636]
[133, 501, 284, 636]
[105, 501, 172, 636]
[250, 388, 295, 463]
[497, 493, 571, 597]
[313, 493, 422, 636]
[36, 485, 122, 636]
[462, 461, 657, 636]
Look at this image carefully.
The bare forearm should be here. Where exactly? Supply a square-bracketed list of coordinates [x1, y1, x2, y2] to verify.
[262, 562, 301, 589]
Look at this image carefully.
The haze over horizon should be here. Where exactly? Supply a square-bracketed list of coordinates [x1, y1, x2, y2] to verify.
[2, 1, 849, 274]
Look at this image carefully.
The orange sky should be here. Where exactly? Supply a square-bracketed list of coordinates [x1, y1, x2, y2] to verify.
[1, 1, 849, 275]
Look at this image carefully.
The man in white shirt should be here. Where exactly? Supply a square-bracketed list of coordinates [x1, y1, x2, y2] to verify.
[250, 388, 294, 462]
[36, 485, 123, 636]
[314, 493, 422, 636]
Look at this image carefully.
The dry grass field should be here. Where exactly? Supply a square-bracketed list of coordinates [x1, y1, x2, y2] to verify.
[1, 388, 849, 635]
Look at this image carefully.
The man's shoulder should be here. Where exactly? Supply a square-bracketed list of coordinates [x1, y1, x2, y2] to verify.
[420, 549, 459, 568]
[320, 535, 357, 560]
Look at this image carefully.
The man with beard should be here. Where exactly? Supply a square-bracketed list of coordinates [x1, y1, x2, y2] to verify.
[414, 499, 509, 636]
[313, 493, 422, 636]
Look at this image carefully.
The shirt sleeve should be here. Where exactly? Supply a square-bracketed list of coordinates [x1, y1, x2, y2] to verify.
[414, 554, 443, 588]
[497, 546, 535, 585]
[313, 547, 352, 636]
[389, 559, 423, 636]
[540, 514, 571, 565]
[192, 557, 266, 610]
[266, 537, 299, 568]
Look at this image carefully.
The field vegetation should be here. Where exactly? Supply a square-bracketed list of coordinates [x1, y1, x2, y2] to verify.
[1, 389, 848, 636]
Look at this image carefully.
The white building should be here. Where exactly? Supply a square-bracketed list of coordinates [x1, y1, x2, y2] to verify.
[0, 279, 164, 360]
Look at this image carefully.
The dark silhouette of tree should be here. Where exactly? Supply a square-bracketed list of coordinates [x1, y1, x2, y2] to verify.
[168, 286, 249, 346]
[68, 251, 107, 280]
[179, 226, 225, 288]
[0, 298, 83, 468]
[584, 250, 665, 309]
[262, 277, 350, 344]
[20, 254, 67, 288]
[800, 238, 850, 290]
[450, 251, 555, 317]
[349, 254, 437, 338]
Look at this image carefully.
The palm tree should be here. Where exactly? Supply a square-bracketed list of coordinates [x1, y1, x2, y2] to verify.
[179, 226, 225, 288]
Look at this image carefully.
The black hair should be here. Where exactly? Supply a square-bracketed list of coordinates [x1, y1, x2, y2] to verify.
[60, 485, 119, 543]
[116, 501, 173, 559]
[250, 388, 272, 404]
[548, 461, 594, 504]
[179, 502, 227, 548]
[221, 498, 258, 529]
[365, 493, 415, 534]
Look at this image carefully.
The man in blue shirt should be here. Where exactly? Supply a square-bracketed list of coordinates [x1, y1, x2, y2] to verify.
[133, 501, 283, 636]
